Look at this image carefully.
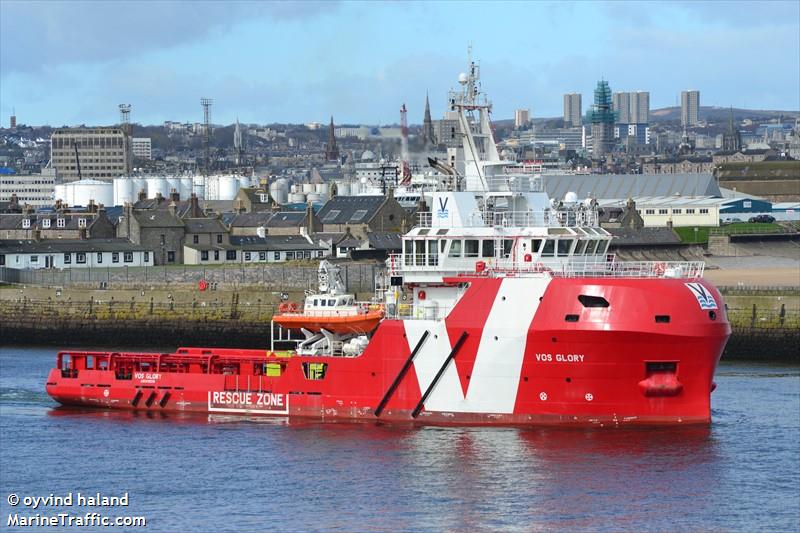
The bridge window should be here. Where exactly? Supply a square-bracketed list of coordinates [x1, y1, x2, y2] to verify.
[541, 239, 555, 257]
[414, 240, 425, 265]
[428, 240, 438, 266]
[556, 239, 573, 256]
[448, 240, 462, 258]
[575, 241, 588, 255]
[531, 239, 543, 253]
[481, 240, 494, 257]
[502, 239, 513, 258]
[464, 239, 479, 258]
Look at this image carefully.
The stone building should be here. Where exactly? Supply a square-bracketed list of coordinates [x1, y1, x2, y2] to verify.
[315, 193, 413, 239]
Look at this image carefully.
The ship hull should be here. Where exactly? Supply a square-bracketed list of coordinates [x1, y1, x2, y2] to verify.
[45, 276, 730, 427]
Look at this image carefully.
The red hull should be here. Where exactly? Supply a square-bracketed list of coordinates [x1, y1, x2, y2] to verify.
[46, 277, 730, 427]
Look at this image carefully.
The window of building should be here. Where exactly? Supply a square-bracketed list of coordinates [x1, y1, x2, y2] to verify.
[213, 250, 219, 261]
[144, 251, 150, 262]
[63, 253, 71, 264]
[743, 201, 752, 208]
[226, 250, 236, 261]
[77, 253, 86, 264]
[201, 251, 209, 261]
[274, 252, 281, 260]
[0, 254, 4, 266]
[673, 209, 682, 214]
[286, 252, 294, 260]
[304, 251, 311, 259]
[350, 209, 368, 222]
[244, 252, 251, 261]
[645, 209, 655, 215]
[317, 251, 324, 258]
[124, 252, 133, 263]
[42, 219, 51, 228]
[686, 208, 695, 214]
[322, 210, 341, 222]
[167, 251, 175, 262]
[193, 235, 199, 244]
[97, 252, 103, 264]
[259, 251, 266, 261]
[22, 219, 30, 228]
[78, 218, 87, 228]
[31, 255, 38, 263]
[216, 234, 223, 244]
[658, 209, 668, 215]
[112, 252, 119, 263]
[700, 208, 709, 214]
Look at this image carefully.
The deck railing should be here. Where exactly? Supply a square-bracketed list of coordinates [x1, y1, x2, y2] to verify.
[416, 207, 599, 229]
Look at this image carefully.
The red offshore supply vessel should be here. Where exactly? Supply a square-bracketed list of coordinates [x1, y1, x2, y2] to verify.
[45, 57, 730, 426]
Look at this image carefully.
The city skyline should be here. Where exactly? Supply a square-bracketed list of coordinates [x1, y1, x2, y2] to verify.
[1, 0, 799, 127]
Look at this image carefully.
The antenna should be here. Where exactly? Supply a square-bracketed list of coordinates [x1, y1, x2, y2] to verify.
[200, 97, 213, 177]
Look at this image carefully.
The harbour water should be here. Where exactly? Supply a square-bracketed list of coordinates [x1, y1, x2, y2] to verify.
[1, 345, 798, 532]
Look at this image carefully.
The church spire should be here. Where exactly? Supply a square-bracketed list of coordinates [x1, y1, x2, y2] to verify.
[422, 91, 436, 148]
[325, 116, 339, 162]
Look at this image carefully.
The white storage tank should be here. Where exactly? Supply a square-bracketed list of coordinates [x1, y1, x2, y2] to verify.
[146, 177, 169, 199]
[217, 175, 239, 201]
[238, 175, 252, 190]
[306, 192, 323, 204]
[113, 178, 134, 206]
[337, 182, 351, 196]
[290, 184, 299, 194]
[269, 179, 289, 204]
[179, 177, 194, 199]
[131, 177, 146, 200]
[315, 183, 329, 196]
[289, 192, 306, 204]
[192, 175, 206, 199]
[302, 183, 315, 194]
[55, 179, 113, 207]
[166, 176, 181, 199]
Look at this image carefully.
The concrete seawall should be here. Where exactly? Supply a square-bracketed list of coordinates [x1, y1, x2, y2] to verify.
[2, 292, 797, 362]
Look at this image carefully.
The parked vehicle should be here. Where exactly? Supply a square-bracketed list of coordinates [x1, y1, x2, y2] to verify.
[748, 215, 776, 223]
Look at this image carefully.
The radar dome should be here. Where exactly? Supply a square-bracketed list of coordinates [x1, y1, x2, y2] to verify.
[458, 72, 468, 85]
[361, 150, 375, 161]
[564, 191, 578, 204]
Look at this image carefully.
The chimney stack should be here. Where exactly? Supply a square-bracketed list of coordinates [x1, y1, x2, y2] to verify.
[190, 193, 201, 217]
[155, 192, 164, 204]
[138, 189, 146, 202]
[170, 188, 180, 202]
[10, 193, 18, 209]
[88, 199, 97, 213]
[306, 201, 315, 235]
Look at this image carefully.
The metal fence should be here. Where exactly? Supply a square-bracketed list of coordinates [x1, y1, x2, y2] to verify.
[0, 263, 381, 292]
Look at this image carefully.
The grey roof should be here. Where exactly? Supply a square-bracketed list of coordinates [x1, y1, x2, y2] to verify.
[317, 196, 385, 225]
[0, 212, 104, 230]
[606, 227, 682, 247]
[132, 210, 185, 228]
[267, 211, 306, 227]
[0, 238, 151, 254]
[228, 235, 325, 251]
[367, 232, 402, 251]
[183, 218, 227, 234]
[542, 173, 721, 201]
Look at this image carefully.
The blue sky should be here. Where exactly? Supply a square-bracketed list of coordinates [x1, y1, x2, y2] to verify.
[1, 0, 798, 127]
